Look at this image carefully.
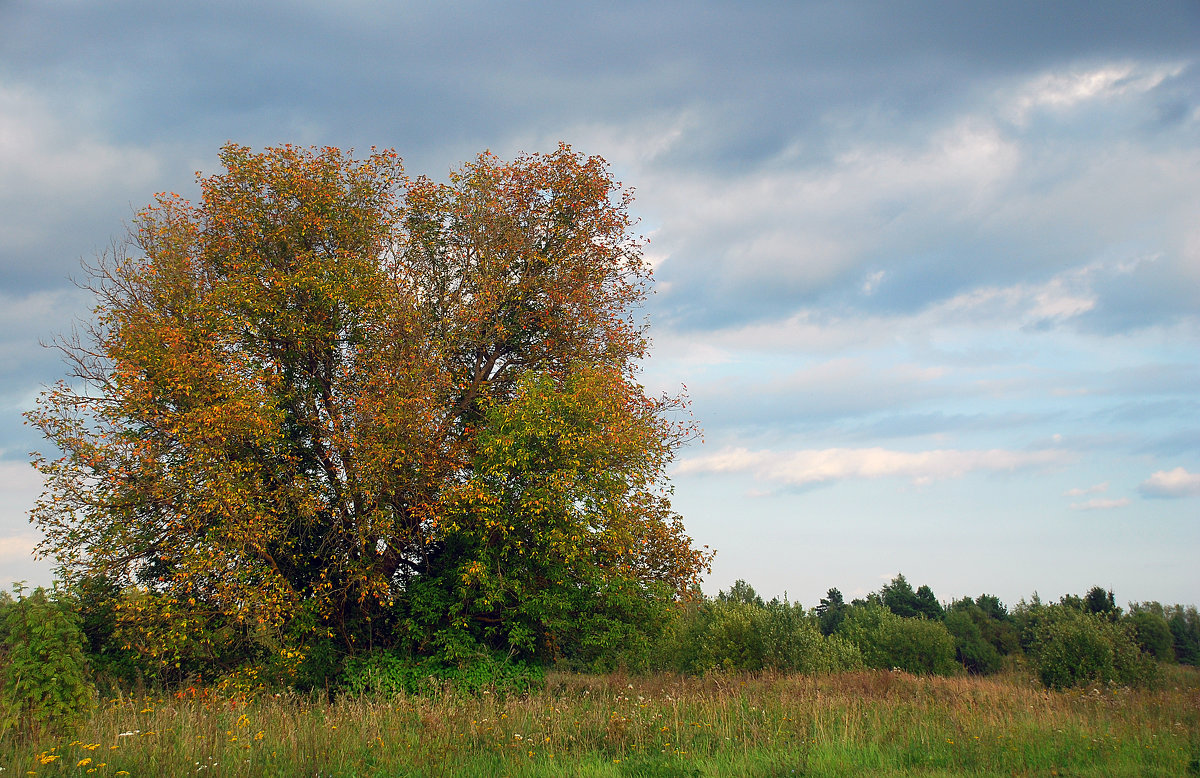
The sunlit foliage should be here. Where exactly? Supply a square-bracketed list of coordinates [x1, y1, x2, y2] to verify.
[28, 143, 710, 672]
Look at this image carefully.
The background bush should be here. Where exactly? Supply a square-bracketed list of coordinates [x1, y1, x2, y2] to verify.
[1127, 610, 1175, 662]
[1030, 605, 1158, 689]
[341, 650, 543, 697]
[0, 584, 96, 740]
[658, 584, 863, 675]
[558, 580, 676, 673]
[944, 609, 1003, 675]
[838, 604, 958, 675]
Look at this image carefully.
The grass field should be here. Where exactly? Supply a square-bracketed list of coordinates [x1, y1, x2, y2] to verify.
[3, 667, 1198, 776]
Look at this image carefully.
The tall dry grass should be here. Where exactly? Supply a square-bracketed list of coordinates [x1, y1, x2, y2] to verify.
[3, 667, 1197, 776]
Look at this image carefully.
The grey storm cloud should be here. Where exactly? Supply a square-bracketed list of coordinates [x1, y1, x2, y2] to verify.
[6, 2, 1196, 149]
[3, 0, 1198, 385]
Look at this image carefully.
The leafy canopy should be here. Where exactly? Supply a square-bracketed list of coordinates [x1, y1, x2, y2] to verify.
[29, 142, 710, 669]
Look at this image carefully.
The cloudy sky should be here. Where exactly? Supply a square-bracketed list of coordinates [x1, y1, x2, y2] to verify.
[2, 1, 1198, 608]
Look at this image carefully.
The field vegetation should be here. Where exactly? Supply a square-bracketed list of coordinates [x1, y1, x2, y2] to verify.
[2, 578, 1199, 776]
[0, 665, 1196, 776]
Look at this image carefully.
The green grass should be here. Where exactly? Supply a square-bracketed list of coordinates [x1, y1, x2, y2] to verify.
[3, 667, 1198, 776]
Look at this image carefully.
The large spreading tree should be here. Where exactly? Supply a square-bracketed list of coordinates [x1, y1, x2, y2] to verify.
[29, 143, 710, 672]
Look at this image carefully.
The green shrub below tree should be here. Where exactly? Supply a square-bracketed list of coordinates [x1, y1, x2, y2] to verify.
[0, 584, 96, 740]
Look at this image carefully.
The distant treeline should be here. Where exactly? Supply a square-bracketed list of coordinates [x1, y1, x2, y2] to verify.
[2, 574, 1198, 738]
[639, 575, 1198, 691]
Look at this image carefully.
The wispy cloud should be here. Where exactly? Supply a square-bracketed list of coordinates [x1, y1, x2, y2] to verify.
[677, 446, 1071, 487]
[1070, 497, 1130, 511]
[1139, 467, 1200, 498]
[1006, 62, 1185, 124]
[1064, 482, 1108, 497]
[654, 254, 1158, 368]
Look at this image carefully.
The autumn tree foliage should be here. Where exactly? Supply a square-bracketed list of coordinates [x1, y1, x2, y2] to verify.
[29, 143, 710, 674]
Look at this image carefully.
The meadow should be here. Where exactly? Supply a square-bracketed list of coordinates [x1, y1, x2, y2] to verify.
[3, 666, 1197, 777]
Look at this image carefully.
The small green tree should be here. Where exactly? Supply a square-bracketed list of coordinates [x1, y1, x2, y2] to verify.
[757, 597, 808, 671]
[1012, 593, 1048, 655]
[561, 579, 676, 672]
[758, 603, 862, 675]
[663, 592, 863, 675]
[0, 584, 96, 740]
[68, 574, 144, 687]
[1166, 605, 1200, 665]
[816, 588, 847, 636]
[716, 580, 765, 607]
[974, 594, 1008, 621]
[879, 574, 943, 620]
[914, 584, 944, 620]
[1127, 610, 1174, 662]
[944, 608, 1003, 675]
[1084, 586, 1120, 620]
[656, 596, 710, 672]
[948, 595, 1019, 662]
[880, 574, 921, 618]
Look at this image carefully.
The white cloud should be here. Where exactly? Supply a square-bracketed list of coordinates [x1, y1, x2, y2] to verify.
[560, 56, 1200, 350]
[511, 110, 695, 172]
[661, 357, 963, 431]
[1007, 62, 1185, 124]
[934, 280, 1094, 328]
[0, 533, 38, 562]
[0, 85, 158, 188]
[1070, 497, 1130, 511]
[1139, 467, 1200, 498]
[677, 445, 1071, 487]
[929, 257, 1151, 329]
[1064, 482, 1108, 497]
[683, 310, 890, 357]
[774, 358, 947, 395]
[831, 118, 1020, 206]
[613, 112, 1025, 314]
